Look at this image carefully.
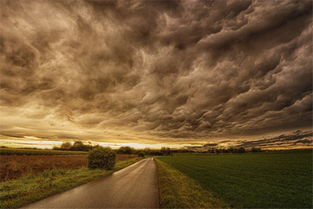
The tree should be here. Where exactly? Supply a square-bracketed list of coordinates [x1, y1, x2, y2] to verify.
[161, 147, 171, 155]
[251, 147, 262, 152]
[143, 148, 151, 155]
[238, 147, 246, 153]
[138, 151, 145, 158]
[88, 147, 116, 169]
[73, 141, 84, 148]
[70, 140, 92, 151]
[117, 146, 133, 154]
[60, 142, 72, 150]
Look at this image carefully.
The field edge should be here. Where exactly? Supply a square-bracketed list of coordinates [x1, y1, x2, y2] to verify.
[156, 158, 229, 209]
[0, 157, 142, 209]
[158, 152, 312, 208]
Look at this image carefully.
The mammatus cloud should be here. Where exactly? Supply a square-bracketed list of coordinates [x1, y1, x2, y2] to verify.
[200, 130, 313, 150]
[0, 0, 312, 146]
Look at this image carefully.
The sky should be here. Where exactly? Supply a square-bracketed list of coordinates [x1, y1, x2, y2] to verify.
[0, 0, 312, 149]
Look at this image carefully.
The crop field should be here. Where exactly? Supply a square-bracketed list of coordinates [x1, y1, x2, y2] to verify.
[0, 148, 88, 155]
[0, 157, 140, 209]
[0, 154, 137, 181]
[158, 150, 312, 208]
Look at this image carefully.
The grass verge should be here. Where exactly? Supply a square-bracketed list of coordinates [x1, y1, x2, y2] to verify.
[156, 159, 229, 209]
[0, 157, 141, 209]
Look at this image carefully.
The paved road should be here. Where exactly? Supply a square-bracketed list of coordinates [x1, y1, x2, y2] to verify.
[22, 158, 159, 209]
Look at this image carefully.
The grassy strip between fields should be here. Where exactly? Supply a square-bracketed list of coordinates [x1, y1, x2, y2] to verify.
[156, 159, 229, 209]
[0, 158, 141, 209]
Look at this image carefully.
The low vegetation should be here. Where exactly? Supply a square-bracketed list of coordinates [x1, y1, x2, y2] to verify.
[158, 150, 312, 208]
[137, 151, 145, 158]
[1, 153, 137, 181]
[88, 147, 116, 169]
[0, 155, 87, 181]
[0, 158, 140, 209]
[156, 160, 228, 208]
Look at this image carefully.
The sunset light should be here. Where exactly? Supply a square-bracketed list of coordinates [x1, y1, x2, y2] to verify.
[0, 0, 312, 208]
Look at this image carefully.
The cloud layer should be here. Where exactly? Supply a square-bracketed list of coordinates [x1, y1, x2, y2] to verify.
[0, 0, 312, 144]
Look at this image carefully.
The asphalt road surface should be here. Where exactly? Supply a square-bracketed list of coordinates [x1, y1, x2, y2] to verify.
[22, 158, 159, 208]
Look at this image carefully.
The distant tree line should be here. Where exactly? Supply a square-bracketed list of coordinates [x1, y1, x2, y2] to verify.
[53, 141, 94, 151]
[206, 147, 262, 153]
[53, 141, 174, 156]
[117, 146, 134, 154]
[53, 141, 262, 155]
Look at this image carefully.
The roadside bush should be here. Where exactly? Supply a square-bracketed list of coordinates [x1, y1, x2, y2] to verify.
[138, 152, 145, 158]
[88, 147, 116, 170]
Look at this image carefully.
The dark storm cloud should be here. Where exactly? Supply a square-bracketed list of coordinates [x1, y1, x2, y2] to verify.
[239, 130, 313, 148]
[194, 130, 312, 150]
[0, 0, 312, 143]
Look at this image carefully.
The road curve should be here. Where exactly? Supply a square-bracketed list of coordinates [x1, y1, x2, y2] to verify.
[22, 158, 159, 209]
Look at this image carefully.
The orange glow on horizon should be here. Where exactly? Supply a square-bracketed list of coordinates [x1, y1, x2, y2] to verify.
[0, 139, 194, 150]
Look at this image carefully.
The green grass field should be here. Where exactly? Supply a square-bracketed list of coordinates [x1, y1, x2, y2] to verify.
[158, 150, 312, 208]
[0, 148, 87, 155]
[156, 160, 229, 208]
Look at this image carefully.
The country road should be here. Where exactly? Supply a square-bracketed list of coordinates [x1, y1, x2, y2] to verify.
[22, 158, 159, 208]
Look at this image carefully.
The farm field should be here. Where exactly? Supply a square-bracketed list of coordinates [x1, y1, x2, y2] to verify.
[158, 150, 312, 208]
[0, 153, 137, 181]
[156, 159, 229, 209]
[0, 148, 88, 155]
[0, 157, 141, 209]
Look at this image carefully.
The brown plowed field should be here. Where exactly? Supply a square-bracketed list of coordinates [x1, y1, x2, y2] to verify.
[0, 154, 136, 181]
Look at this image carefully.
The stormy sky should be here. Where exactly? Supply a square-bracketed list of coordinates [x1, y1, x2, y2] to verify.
[0, 0, 312, 147]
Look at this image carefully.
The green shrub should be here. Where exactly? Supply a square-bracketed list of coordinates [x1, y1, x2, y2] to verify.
[88, 147, 116, 169]
[138, 151, 145, 158]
